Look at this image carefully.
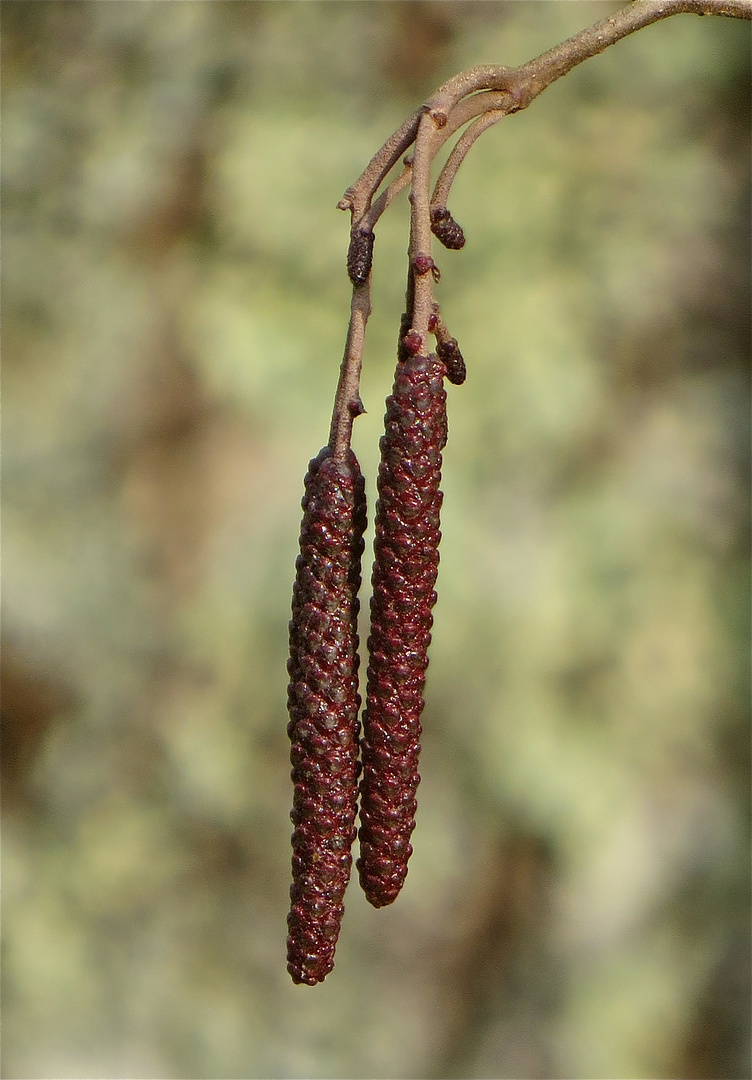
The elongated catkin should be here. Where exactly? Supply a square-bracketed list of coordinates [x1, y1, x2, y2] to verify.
[286, 446, 366, 984]
[358, 349, 447, 907]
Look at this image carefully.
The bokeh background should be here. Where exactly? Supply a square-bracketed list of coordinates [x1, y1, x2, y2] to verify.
[3, 3, 750, 1078]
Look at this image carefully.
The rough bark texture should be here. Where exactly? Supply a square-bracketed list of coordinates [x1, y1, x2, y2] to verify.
[358, 351, 447, 907]
[286, 446, 367, 984]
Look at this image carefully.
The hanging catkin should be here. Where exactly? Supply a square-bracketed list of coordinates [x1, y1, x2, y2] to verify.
[357, 342, 448, 907]
[286, 446, 367, 984]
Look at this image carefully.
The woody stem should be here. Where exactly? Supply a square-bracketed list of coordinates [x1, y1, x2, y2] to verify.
[328, 282, 371, 460]
[340, 0, 750, 218]
[408, 110, 440, 344]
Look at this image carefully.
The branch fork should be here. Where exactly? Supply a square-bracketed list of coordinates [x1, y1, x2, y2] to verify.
[328, 0, 749, 464]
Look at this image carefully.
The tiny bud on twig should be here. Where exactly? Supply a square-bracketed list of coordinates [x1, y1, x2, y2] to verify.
[402, 329, 424, 356]
[347, 229, 376, 285]
[412, 253, 441, 282]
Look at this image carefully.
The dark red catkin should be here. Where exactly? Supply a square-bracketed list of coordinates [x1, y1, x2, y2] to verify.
[287, 446, 367, 984]
[357, 346, 448, 907]
[347, 228, 376, 285]
[430, 206, 466, 250]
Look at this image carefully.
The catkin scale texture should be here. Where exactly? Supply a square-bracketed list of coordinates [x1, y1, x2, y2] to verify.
[358, 352, 447, 907]
[430, 206, 466, 250]
[287, 447, 366, 984]
[347, 229, 376, 285]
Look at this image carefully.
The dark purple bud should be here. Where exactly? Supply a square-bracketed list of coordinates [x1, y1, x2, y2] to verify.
[347, 229, 375, 285]
[411, 252, 435, 276]
[430, 207, 466, 250]
[402, 330, 423, 356]
[437, 337, 466, 385]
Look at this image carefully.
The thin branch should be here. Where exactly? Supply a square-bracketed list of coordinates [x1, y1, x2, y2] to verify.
[337, 108, 423, 224]
[328, 0, 750, 457]
[340, 0, 750, 223]
[431, 109, 507, 213]
[408, 111, 442, 342]
[360, 166, 412, 236]
[328, 282, 371, 460]
[358, 89, 518, 236]
[422, 0, 751, 118]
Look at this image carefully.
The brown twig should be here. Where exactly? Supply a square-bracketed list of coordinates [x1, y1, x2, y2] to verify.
[328, 0, 750, 461]
[431, 109, 507, 213]
[328, 282, 370, 460]
[407, 110, 443, 342]
[358, 88, 518, 236]
[340, 0, 750, 226]
[337, 109, 424, 224]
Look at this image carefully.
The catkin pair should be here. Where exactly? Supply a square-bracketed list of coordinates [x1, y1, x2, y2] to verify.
[286, 316, 459, 973]
[286, 446, 366, 985]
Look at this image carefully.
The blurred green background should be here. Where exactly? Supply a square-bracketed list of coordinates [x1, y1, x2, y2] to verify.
[2, 3, 750, 1078]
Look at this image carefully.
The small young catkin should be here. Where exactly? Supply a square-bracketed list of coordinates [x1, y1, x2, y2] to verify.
[287, 446, 367, 984]
[357, 345, 448, 907]
[347, 228, 376, 285]
[430, 206, 466, 250]
[437, 337, 466, 386]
